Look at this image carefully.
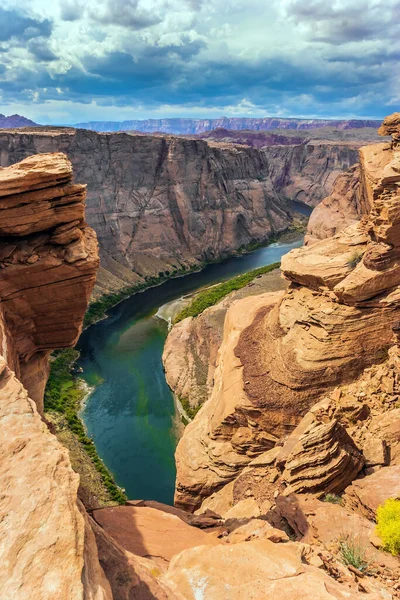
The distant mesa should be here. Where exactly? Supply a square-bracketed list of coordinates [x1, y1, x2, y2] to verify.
[0, 114, 39, 128]
[74, 116, 382, 135]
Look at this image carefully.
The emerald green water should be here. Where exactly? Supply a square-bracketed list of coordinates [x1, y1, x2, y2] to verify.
[77, 235, 304, 504]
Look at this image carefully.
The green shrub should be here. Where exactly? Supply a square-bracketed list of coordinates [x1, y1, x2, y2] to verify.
[376, 498, 400, 556]
[338, 534, 368, 572]
[175, 262, 280, 323]
[323, 493, 342, 505]
[180, 397, 201, 420]
[347, 250, 364, 269]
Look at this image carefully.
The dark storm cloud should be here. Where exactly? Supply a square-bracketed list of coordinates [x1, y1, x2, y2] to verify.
[89, 0, 163, 29]
[286, 0, 400, 45]
[0, 8, 52, 42]
[27, 39, 57, 61]
[59, 0, 83, 22]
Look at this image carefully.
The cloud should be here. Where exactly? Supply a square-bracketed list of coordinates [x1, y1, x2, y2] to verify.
[0, 0, 399, 121]
[283, 0, 400, 45]
[88, 0, 163, 29]
[0, 7, 52, 42]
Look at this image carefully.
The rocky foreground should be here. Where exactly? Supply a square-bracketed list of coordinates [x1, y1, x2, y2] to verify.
[1, 119, 400, 599]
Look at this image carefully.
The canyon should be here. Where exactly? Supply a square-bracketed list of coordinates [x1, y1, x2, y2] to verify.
[1, 116, 400, 599]
[0, 127, 374, 297]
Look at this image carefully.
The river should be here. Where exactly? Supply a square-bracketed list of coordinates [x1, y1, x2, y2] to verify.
[77, 233, 305, 504]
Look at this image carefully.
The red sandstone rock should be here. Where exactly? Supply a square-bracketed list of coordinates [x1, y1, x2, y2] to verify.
[163, 539, 389, 600]
[0, 153, 99, 412]
[343, 465, 400, 520]
[92, 505, 221, 569]
[173, 116, 400, 511]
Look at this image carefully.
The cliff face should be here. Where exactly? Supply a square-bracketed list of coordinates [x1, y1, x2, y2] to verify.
[75, 117, 381, 134]
[305, 164, 363, 244]
[0, 154, 108, 598]
[0, 153, 98, 413]
[262, 142, 359, 207]
[171, 116, 400, 512]
[0, 129, 363, 292]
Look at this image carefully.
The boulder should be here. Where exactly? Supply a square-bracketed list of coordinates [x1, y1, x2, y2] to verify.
[281, 418, 364, 496]
[92, 505, 221, 569]
[343, 465, 400, 520]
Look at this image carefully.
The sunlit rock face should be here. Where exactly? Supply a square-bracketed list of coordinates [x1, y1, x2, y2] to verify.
[0, 152, 99, 413]
[173, 115, 400, 512]
[0, 153, 109, 599]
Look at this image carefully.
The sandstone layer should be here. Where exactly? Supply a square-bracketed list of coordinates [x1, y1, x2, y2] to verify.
[305, 164, 363, 244]
[0, 154, 111, 598]
[173, 115, 400, 511]
[0, 153, 99, 412]
[0, 128, 364, 294]
[163, 268, 287, 410]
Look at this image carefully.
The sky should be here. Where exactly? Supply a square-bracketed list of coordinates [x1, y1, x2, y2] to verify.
[0, 0, 399, 123]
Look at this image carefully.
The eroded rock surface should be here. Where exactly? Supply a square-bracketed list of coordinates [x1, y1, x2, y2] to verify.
[0, 154, 181, 600]
[0, 154, 111, 599]
[173, 116, 400, 511]
[0, 153, 99, 412]
[305, 165, 363, 244]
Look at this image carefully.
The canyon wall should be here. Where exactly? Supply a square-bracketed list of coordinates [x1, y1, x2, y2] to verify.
[0, 153, 109, 598]
[170, 115, 400, 512]
[0, 128, 363, 293]
[75, 117, 381, 134]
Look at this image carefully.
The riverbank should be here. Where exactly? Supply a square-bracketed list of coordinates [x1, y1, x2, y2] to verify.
[44, 349, 127, 506]
[84, 223, 307, 329]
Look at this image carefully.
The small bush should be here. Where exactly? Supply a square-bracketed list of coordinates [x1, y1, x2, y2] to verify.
[347, 250, 364, 269]
[376, 498, 400, 556]
[323, 493, 342, 505]
[180, 396, 201, 421]
[338, 534, 368, 572]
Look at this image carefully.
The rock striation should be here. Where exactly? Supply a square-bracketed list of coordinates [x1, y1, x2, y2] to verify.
[0, 154, 184, 600]
[0, 153, 99, 412]
[0, 154, 111, 598]
[172, 114, 400, 511]
[305, 165, 363, 244]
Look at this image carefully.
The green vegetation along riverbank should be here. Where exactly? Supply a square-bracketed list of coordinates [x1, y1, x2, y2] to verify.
[44, 348, 126, 505]
[174, 261, 281, 323]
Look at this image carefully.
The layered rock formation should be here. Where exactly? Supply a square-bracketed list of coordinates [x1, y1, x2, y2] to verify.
[0, 128, 365, 293]
[305, 165, 363, 244]
[0, 153, 98, 412]
[0, 154, 110, 598]
[0, 154, 181, 600]
[172, 114, 400, 511]
[75, 116, 381, 134]
[163, 268, 287, 410]
[2, 136, 400, 600]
